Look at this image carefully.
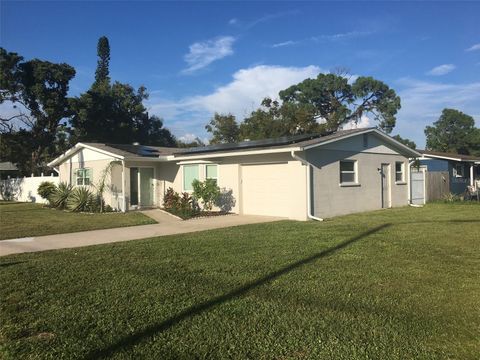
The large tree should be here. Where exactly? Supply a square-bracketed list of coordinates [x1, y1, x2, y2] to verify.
[205, 113, 240, 144]
[0, 48, 75, 174]
[425, 108, 479, 155]
[279, 74, 400, 133]
[392, 135, 417, 150]
[70, 37, 175, 146]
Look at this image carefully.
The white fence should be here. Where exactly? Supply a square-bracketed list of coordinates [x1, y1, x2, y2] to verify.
[0, 174, 60, 204]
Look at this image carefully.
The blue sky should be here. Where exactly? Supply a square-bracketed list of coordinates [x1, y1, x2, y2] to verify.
[2, 1, 480, 147]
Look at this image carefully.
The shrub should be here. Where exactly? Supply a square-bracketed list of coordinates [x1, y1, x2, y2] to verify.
[192, 179, 220, 211]
[67, 187, 95, 212]
[163, 187, 180, 210]
[37, 181, 57, 202]
[443, 192, 462, 203]
[49, 183, 73, 210]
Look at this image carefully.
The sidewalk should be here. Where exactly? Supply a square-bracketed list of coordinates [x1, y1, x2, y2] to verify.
[0, 210, 283, 257]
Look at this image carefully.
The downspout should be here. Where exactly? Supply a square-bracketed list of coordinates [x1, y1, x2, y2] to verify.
[408, 159, 424, 207]
[121, 160, 126, 212]
[291, 150, 324, 221]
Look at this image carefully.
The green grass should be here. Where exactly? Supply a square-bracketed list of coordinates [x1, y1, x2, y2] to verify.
[0, 202, 156, 240]
[1, 203, 479, 359]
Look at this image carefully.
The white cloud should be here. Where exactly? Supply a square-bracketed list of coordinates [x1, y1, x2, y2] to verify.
[341, 115, 371, 130]
[149, 64, 323, 139]
[182, 36, 235, 74]
[228, 18, 238, 25]
[393, 78, 480, 148]
[426, 64, 456, 76]
[271, 40, 298, 48]
[466, 43, 480, 52]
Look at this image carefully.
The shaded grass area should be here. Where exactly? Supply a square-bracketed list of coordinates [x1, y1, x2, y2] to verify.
[0, 202, 156, 240]
[1, 203, 479, 359]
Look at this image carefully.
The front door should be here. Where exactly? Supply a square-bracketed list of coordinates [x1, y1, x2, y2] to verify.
[381, 163, 391, 208]
[130, 167, 154, 208]
[139, 168, 154, 207]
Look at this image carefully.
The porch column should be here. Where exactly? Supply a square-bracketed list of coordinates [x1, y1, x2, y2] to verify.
[470, 164, 474, 187]
[121, 160, 126, 212]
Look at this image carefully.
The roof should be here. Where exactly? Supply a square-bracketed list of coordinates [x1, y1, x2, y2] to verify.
[0, 162, 18, 171]
[48, 128, 421, 167]
[419, 150, 480, 163]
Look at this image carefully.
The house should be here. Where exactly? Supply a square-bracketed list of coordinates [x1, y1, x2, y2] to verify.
[0, 162, 19, 180]
[47, 128, 421, 220]
[419, 150, 480, 199]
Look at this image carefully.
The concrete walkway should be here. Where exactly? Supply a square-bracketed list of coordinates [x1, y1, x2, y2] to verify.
[0, 210, 283, 257]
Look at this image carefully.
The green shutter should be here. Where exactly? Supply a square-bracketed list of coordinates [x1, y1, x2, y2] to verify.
[183, 165, 199, 191]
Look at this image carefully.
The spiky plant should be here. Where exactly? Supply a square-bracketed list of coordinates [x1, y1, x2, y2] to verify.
[49, 183, 73, 210]
[67, 187, 95, 212]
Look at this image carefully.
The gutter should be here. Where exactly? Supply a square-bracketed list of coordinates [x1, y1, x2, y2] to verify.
[290, 150, 324, 221]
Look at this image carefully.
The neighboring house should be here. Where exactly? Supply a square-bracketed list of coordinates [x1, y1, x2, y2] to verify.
[0, 162, 19, 180]
[419, 150, 480, 198]
[48, 128, 420, 220]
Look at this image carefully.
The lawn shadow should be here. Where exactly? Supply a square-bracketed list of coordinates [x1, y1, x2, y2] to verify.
[86, 223, 392, 359]
[0, 261, 25, 268]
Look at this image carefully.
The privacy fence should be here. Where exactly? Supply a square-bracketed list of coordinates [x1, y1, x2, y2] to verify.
[0, 174, 59, 204]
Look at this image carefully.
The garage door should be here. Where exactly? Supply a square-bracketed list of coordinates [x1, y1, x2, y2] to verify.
[241, 163, 291, 217]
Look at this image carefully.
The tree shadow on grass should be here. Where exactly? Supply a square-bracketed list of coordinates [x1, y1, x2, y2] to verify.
[0, 261, 25, 268]
[86, 223, 392, 359]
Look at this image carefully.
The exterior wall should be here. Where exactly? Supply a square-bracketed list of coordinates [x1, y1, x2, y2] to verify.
[0, 174, 60, 203]
[157, 152, 308, 220]
[57, 148, 122, 209]
[421, 158, 477, 195]
[306, 133, 409, 219]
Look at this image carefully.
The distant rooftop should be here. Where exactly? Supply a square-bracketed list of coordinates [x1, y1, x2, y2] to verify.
[419, 150, 480, 162]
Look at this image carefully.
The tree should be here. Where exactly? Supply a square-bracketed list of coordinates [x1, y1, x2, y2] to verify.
[279, 73, 400, 133]
[0, 48, 76, 174]
[392, 135, 417, 150]
[176, 136, 206, 148]
[205, 113, 240, 144]
[425, 109, 478, 155]
[70, 37, 175, 146]
[94, 36, 110, 88]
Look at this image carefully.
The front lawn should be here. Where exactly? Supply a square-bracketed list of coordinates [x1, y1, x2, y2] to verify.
[1, 203, 479, 359]
[0, 202, 156, 240]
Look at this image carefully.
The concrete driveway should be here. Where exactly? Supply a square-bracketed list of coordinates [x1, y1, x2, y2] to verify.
[0, 210, 283, 257]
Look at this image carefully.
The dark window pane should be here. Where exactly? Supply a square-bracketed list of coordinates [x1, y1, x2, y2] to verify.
[341, 173, 355, 183]
[396, 162, 403, 172]
[396, 173, 403, 182]
[340, 161, 354, 172]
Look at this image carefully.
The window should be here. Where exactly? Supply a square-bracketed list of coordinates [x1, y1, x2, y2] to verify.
[183, 165, 199, 191]
[454, 164, 464, 178]
[206, 164, 218, 184]
[76, 168, 92, 186]
[395, 162, 405, 182]
[340, 160, 357, 184]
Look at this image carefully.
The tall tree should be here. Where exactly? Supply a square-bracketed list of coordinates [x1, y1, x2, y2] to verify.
[392, 135, 417, 150]
[93, 36, 110, 88]
[0, 48, 75, 174]
[279, 74, 400, 133]
[70, 37, 175, 146]
[425, 108, 478, 155]
[205, 113, 240, 144]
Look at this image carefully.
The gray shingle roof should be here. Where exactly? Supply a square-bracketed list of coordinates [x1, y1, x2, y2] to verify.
[82, 143, 179, 157]
[419, 150, 480, 162]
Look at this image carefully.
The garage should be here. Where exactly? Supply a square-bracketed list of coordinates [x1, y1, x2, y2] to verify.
[241, 162, 293, 217]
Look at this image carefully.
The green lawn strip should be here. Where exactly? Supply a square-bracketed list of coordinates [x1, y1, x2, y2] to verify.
[0, 202, 156, 240]
[0, 204, 479, 359]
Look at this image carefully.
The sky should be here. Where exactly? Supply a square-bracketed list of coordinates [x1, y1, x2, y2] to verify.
[1, 1, 480, 148]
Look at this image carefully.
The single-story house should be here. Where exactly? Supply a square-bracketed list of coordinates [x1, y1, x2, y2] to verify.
[419, 150, 480, 195]
[0, 162, 19, 180]
[48, 128, 421, 220]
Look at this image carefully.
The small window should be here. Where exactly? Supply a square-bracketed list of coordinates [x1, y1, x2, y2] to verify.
[454, 164, 464, 178]
[340, 160, 357, 184]
[206, 164, 218, 184]
[183, 165, 199, 191]
[395, 162, 405, 182]
[76, 168, 92, 186]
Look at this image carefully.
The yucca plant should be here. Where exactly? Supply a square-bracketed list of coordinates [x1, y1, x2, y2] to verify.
[49, 183, 73, 210]
[67, 187, 95, 212]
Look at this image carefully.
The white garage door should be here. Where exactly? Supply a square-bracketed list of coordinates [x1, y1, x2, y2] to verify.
[241, 163, 291, 217]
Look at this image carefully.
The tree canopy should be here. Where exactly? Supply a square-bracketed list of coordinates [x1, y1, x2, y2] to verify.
[392, 135, 417, 150]
[425, 108, 479, 155]
[205, 113, 240, 144]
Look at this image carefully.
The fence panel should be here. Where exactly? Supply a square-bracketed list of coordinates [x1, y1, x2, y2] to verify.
[410, 167, 426, 205]
[0, 175, 59, 203]
[426, 171, 449, 201]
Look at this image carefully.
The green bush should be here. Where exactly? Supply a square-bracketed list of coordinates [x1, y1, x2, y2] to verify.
[49, 183, 73, 210]
[192, 179, 220, 211]
[163, 187, 180, 210]
[67, 187, 96, 212]
[162, 188, 198, 219]
[37, 181, 57, 202]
